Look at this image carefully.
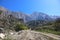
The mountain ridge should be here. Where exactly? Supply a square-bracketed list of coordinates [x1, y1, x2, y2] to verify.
[0, 6, 60, 22]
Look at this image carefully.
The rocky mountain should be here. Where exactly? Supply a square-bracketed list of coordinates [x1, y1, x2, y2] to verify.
[12, 12, 32, 22]
[1, 7, 60, 28]
[51, 16, 60, 20]
[30, 12, 53, 21]
[0, 6, 60, 23]
[0, 7, 32, 22]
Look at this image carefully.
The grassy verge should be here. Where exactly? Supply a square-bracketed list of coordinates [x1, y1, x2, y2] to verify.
[36, 29, 60, 35]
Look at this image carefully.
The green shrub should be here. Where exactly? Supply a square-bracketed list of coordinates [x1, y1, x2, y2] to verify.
[53, 18, 60, 31]
[0, 11, 2, 15]
[15, 23, 28, 31]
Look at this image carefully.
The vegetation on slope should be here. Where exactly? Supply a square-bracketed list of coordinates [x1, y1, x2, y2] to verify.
[0, 12, 28, 32]
[0, 11, 2, 15]
[35, 18, 60, 35]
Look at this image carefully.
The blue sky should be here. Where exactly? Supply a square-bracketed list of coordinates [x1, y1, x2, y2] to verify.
[0, 0, 60, 16]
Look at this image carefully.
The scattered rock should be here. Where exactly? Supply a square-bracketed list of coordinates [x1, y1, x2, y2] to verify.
[0, 33, 5, 39]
